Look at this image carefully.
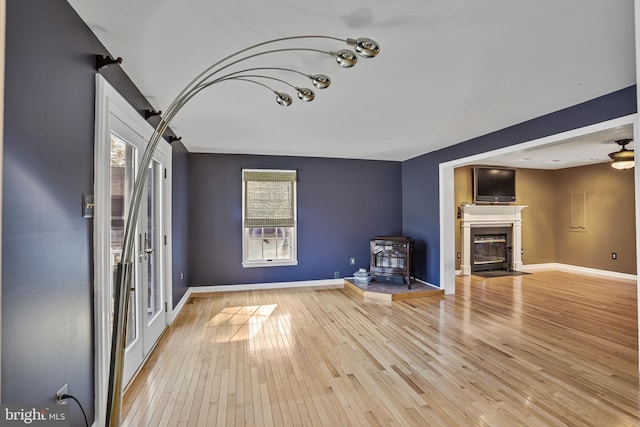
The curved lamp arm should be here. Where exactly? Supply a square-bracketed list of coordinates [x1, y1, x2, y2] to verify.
[106, 34, 380, 427]
[171, 35, 377, 108]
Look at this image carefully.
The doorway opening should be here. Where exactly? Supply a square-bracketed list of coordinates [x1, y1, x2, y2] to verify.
[439, 114, 638, 294]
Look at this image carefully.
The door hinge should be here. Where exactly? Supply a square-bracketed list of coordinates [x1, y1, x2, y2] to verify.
[165, 302, 168, 313]
[164, 168, 167, 179]
[164, 235, 167, 245]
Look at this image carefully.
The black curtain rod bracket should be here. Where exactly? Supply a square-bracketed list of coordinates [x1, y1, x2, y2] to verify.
[95, 54, 123, 70]
[144, 109, 162, 120]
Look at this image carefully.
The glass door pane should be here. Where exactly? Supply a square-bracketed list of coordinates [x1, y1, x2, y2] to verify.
[146, 160, 162, 321]
[110, 134, 137, 348]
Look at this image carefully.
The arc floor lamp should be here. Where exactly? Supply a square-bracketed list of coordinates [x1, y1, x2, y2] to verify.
[106, 35, 381, 427]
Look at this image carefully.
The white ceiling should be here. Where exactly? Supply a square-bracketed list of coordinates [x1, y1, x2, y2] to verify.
[67, 0, 636, 165]
[473, 123, 634, 170]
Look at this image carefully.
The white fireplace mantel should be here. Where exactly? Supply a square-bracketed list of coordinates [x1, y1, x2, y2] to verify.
[459, 205, 527, 275]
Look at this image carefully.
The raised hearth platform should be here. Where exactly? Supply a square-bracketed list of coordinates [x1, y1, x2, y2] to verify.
[344, 279, 443, 302]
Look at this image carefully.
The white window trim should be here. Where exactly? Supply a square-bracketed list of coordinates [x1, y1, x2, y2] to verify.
[241, 169, 298, 268]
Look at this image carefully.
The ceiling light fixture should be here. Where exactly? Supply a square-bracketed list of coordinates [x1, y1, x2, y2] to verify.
[105, 35, 380, 427]
[608, 138, 634, 170]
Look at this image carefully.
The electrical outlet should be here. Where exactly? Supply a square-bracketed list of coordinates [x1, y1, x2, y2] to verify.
[349, 257, 355, 265]
[521, 248, 524, 255]
[56, 384, 67, 405]
[456, 252, 461, 259]
[180, 272, 184, 280]
[612, 253, 617, 260]
[334, 271, 340, 279]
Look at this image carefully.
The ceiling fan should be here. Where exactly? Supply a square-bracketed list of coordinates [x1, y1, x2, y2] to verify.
[608, 138, 635, 170]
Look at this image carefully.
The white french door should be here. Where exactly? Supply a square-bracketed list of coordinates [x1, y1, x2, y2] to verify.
[142, 154, 169, 357]
[107, 116, 169, 385]
[94, 75, 173, 422]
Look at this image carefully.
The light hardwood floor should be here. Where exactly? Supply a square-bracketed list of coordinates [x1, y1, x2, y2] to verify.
[122, 270, 639, 426]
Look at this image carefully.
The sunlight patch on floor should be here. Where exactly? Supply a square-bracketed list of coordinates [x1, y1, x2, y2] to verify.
[206, 304, 278, 342]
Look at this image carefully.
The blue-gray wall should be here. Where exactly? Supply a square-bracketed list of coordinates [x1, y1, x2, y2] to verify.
[172, 141, 190, 305]
[2, 0, 190, 424]
[3, 2, 96, 423]
[188, 154, 403, 285]
[402, 86, 637, 285]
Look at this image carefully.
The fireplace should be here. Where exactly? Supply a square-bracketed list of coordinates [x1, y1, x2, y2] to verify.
[370, 236, 413, 288]
[470, 227, 512, 272]
[459, 205, 527, 276]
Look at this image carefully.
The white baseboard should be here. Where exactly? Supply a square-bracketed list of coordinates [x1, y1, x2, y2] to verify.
[523, 263, 637, 281]
[189, 278, 344, 293]
[454, 265, 636, 282]
[168, 279, 344, 324]
[412, 276, 440, 288]
[168, 289, 191, 324]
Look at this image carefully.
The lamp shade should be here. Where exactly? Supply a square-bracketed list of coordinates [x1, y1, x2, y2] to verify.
[311, 74, 331, 89]
[334, 50, 358, 67]
[346, 37, 381, 58]
[275, 92, 293, 106]
[296, 87, 315, 101]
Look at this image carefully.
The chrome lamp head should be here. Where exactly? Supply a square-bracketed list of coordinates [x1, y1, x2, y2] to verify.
[346, 37, 381, 58]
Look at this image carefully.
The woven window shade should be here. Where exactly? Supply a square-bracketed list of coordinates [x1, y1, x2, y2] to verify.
[244, 170, 296, 227]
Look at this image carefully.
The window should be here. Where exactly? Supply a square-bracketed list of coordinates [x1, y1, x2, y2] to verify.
[242, 169, 298, 267]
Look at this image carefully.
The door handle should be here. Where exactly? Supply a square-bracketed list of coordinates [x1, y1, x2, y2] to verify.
[139, 233, 154, 261]
[140, 232, 153, 259]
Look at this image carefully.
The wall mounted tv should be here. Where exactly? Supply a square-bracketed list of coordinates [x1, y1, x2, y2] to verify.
[473, 166, 516, 203]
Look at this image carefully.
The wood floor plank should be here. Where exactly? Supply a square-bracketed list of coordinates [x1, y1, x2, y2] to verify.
[123, 272, 640, 426]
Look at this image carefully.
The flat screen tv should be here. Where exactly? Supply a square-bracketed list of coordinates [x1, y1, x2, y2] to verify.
[473, 166, 516, 203]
